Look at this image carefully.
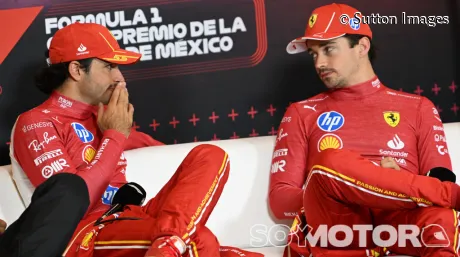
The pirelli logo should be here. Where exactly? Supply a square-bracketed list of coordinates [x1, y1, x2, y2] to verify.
[34, 149, 63, 166]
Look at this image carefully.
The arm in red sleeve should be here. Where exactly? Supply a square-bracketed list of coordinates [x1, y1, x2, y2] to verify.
[124, 128, 164, 150]
[416, 97, 453, 175]
[268, 104, 308, 219]
[13, 113, 126, 211]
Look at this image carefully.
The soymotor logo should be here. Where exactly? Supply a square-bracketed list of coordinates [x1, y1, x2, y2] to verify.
[250, 224, 450, 248]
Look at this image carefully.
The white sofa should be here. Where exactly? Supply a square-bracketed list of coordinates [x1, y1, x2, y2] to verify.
[1, 122, 459, 256]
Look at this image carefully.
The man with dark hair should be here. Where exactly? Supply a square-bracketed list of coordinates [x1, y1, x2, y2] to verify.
[9, 22, 233, 257]
[35, 56, 94, 95]
[269, 3, 456, 257]
[342, 34, 376, 63]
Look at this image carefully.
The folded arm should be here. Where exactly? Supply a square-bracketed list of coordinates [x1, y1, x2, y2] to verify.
[268, 104, 309, 219]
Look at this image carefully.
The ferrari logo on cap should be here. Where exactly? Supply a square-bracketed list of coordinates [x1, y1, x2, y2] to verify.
[309, 14, 318, 28]
[383, 111, 400, 127]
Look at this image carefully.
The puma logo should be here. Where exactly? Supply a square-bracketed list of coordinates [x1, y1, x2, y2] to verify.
[303, 104, 317, 112]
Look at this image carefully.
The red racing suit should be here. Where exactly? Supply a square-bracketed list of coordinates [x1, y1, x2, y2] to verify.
[10, 92, 256, 257]
[269, 76, 456, 256]
[12, 91, 163, 216]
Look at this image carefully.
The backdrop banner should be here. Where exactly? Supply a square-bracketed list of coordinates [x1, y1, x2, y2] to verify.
[0, 0, 459, 165]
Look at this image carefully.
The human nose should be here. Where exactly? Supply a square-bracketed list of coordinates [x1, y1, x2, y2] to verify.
[112, 68, 125, 83]
[315, 53, 328, 70]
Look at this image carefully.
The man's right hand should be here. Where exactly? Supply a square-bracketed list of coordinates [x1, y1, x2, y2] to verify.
[97, 82, 134, 138]
[0, 219, 6, 234]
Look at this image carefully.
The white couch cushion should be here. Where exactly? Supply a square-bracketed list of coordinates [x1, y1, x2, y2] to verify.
[124, 136, 291, 249]
[242, 246, 285, 256]
[445, 122, 460, 172]
[0, 165, 26, 225]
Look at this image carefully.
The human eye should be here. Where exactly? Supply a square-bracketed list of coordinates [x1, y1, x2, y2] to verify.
[324, 46, 335, 55]
[106, 63, 118, 70]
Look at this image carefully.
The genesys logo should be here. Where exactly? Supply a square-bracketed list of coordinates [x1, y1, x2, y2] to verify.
[22, 122, 53, 133]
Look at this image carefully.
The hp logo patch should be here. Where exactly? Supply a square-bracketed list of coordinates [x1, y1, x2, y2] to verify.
[71, 122, 94, 143]
[317, 111, 345, 132]
[102, 185, 119, 205]
[349, 18, 360, 30]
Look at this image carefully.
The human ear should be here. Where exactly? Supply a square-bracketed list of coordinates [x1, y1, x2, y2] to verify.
[358, 37, 371, 58]
[68, 61, 83, 81]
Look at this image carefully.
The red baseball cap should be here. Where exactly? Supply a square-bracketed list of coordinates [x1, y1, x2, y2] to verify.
[286, 3, 372, 54]
[49, 22, 141, 65]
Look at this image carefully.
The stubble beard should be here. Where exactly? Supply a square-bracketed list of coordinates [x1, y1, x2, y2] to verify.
[323, 76, 347, 90]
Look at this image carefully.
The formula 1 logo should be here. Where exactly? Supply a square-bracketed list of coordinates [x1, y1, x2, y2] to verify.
[317, 111, 344, 132]
[71, 122, 94, 143]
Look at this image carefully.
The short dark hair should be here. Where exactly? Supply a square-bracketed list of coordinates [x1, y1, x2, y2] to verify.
[343, 34, 376, 63]
[35, 51, 94, 95]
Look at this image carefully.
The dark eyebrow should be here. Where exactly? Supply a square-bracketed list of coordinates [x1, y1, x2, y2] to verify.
[320, 41, 336, 47]
[307, 41, 337, 53]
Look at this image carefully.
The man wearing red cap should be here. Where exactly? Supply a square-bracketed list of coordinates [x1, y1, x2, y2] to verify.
[269, 3, 457, 257]
[8, 22, 245, 257]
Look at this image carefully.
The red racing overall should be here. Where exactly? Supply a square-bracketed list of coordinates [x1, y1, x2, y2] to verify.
[269, 77, 457, 257]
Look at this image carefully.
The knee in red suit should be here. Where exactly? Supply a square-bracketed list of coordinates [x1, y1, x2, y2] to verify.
[305, 148, 365, 189]
[304, 149, 343, 191]
[189, 144, 227, 159]
[187, 143, 228, 169]
[186, 144, 230, 177]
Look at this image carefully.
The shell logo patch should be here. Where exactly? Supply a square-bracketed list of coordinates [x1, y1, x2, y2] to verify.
[317, 134, 343, 152]
[82, 145, 96, 164]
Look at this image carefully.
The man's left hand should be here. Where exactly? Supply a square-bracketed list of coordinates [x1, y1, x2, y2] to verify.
[381, 157, 400, 171]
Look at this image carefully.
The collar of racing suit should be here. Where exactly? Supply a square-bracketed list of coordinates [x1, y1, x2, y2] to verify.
[48, 91, 98, 118]
[327, 76, 384, 100]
